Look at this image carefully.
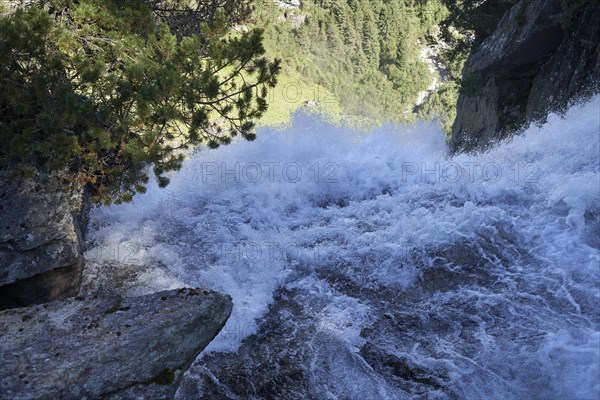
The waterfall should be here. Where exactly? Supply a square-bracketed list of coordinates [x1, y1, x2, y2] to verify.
[85, 96, 600, 399]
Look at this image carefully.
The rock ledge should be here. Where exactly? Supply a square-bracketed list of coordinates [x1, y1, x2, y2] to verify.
[0, 288, 232, 399]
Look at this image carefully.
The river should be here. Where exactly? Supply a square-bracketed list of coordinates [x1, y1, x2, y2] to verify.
[84, 96, 600, 399]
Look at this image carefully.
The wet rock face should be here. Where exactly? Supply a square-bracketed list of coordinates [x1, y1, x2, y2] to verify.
[526, 3, 600, 120]
[451, 0, 600, 153]
[0, 288, 233, 399]
[0, 171, 88, 309]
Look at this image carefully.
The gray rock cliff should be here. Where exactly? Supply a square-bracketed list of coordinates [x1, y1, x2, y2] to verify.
[450, 0, 600, 153]
[0, 171, 89, 309]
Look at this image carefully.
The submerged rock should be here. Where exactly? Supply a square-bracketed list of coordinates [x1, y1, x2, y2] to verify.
[0, 288, 232, 399]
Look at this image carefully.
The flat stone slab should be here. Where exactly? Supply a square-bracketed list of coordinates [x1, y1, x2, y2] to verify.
[0, 288, 232, 399]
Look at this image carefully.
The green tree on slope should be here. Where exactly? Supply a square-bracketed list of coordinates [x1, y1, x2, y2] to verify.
[0, 0, 280, 203]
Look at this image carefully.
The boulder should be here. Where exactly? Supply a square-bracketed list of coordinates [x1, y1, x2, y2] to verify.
[0, 287, 232, 399]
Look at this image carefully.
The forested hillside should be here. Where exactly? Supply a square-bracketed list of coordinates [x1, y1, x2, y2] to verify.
[252, 0, 459, 128]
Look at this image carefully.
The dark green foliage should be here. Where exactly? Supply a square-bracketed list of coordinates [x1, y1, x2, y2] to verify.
[152, 368, 176, 385]
[0, 1, 280, 204]
[434, 0, 516, 83]
[440, 0, 517, 45]
[149, 0, 255, 38]
[553, 0, 597, 28]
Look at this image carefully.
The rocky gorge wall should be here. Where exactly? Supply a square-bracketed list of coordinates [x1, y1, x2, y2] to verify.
[0, 171, 88, 309]
[450, 0, 600, 153]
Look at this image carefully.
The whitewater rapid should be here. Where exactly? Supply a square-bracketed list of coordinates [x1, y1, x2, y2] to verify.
[84, 97, 600, 399]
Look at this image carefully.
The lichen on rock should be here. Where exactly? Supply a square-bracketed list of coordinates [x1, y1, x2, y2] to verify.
[0, 288, 232, 399]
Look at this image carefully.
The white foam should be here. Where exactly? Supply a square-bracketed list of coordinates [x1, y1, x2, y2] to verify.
[85, 96, 600, 397]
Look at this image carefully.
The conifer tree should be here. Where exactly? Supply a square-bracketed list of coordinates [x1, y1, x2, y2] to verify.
[0, 0, 280, 204]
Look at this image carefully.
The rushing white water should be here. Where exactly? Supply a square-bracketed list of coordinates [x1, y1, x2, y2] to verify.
[84, 97, 600, 399]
